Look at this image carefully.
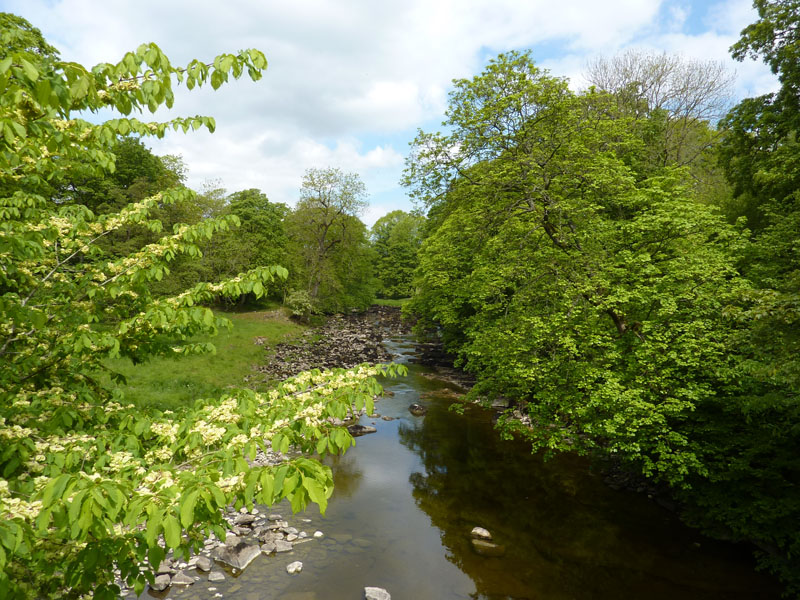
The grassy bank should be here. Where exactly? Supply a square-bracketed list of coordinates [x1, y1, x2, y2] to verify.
[106, 309, 305, 411]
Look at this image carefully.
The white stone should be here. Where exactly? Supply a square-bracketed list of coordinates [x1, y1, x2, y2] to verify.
[286, 561, 303, 574]
[313, 530, 324, 539]
[470, 526, 492, 541]
[364, 586, 391, 600]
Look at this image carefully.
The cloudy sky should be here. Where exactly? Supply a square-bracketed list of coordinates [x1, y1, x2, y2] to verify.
[2, 0, 777, 224]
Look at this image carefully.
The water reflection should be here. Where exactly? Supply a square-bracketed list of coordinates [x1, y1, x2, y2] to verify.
[324, 452, 364, 499]
[398, 393, 780, 600]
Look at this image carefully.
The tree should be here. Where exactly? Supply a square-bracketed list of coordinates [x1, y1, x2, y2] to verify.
[405, 50, 800, 592]
[0, 15, 403, 599]
[285, 167, 376, 311]
[198, 188, 289, 302]
[370, 210, 425, 298]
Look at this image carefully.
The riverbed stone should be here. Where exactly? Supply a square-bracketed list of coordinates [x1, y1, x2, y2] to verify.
[208, 570, 226, 582]
[348, 424, 377, 436]
[286, 560, 303, 574]
[151, 574, 171, 591]
[234, 513, 258, 526]
[156, 559, 175, 575]
[212, 541, 262, 570]
[313, 530, 324, 539]
[170, 570, 196, 586]
[364, 586, 391, 600]
[261, 541, 277, 554]
[408, 402, 427, 416]
[471, 526, 492, 540]
[275, 539, 294, 553]
[195, 556, 213, 572]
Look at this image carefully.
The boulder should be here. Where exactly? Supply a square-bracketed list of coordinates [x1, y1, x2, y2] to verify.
[150, 574, 171, 592]
[170, 570, 195, 586]
[208, 570, 226, 583]
[211, 541, 262, 570]
[348, 424, 377, 436]
[194, 555, 213, 572]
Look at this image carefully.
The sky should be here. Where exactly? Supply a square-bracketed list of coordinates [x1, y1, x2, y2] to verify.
[1, 0, 778, 225]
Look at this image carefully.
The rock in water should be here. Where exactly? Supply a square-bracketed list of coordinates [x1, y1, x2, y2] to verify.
[150, 574, 171, 591]
[471, 538, 506, 557]
[286, 561, 303, 574]
[470, 526, 492, 540]
[170, 571, 195, 586]
[208, 570, 225, 582]
[348, 424, 377, 436]
[364, 587, 392, 600]
[408, 403, 427, 416]
[194, 555, 213, 572]
[211, 541, 262, 570]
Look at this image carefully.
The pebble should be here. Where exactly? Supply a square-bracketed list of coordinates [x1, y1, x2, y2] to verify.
[313, 531, 324, 539]
[471, 526, 492, 541]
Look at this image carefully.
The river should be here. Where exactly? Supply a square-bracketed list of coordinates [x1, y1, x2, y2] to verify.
[160, 335, 781, 600]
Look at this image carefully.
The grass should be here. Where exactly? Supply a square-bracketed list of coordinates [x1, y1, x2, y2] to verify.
[373, 297, 411, 308]
[106, 309, 305, 411]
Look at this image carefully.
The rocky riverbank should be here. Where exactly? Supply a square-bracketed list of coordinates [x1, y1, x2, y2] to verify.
[254, 305, 414, 381]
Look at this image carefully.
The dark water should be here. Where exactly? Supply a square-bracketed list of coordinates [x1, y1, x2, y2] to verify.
[171, 337, 781, 600]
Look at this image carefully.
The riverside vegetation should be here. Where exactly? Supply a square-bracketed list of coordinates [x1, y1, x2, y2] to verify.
[1, 1, 799, 597]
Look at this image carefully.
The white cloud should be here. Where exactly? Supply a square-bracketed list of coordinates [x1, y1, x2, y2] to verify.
[4, 0, 779, 226]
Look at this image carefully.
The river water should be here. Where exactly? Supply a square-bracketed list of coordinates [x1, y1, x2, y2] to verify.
[164, 336, 781, 599]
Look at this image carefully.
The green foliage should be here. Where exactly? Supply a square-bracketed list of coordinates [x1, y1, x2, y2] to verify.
[370, 210, 425, 298]
[406, 50, 800, 592]
[0, 15, 404, 599]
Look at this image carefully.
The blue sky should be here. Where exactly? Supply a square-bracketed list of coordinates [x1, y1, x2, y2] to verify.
[0, 0, 778, 225]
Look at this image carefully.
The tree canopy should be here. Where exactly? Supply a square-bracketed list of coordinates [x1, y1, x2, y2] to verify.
[405, 49, 799, 592]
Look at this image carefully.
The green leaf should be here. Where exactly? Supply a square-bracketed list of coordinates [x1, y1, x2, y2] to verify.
[163, 515, 181, 549]
[180, 490, 199, 529]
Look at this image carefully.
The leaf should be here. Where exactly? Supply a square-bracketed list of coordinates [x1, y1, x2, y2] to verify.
[19, 58, 39, 81]
[163, 514, 181, 549]
[179, 490, 199, 529]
